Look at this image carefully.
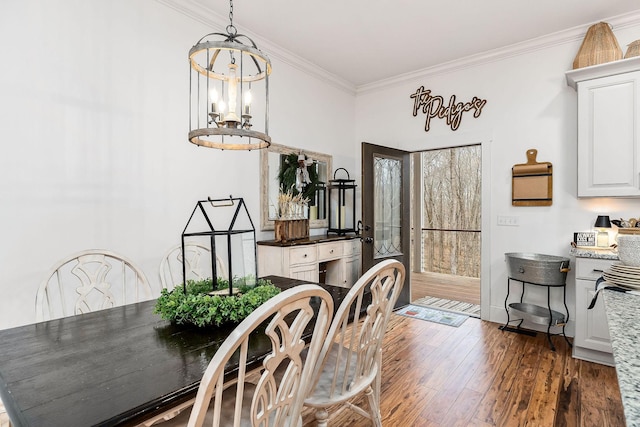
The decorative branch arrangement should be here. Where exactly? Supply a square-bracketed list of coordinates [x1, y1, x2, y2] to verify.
[277, 190, 310, 219]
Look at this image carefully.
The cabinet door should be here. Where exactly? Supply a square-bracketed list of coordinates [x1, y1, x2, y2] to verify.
[290, 263, 319, 282]
[574, 278, 612, 353]
[577, 71, 640, 197]
[344, 255, 361, 287]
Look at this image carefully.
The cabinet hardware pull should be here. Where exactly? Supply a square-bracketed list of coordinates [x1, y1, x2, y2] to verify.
[303, 254, 307, 258]
[592, 269, 603, 273]
[330, 249, 334, 253]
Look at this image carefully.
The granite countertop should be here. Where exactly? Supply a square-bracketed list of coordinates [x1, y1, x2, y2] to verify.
[569, 246, 619, 260]
[602, 290, 640, 426]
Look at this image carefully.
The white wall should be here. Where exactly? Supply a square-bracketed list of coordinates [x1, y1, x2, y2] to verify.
[0, 0, 355, 329]
[355, 11, 640, 328]
[2, 1, 638, 332]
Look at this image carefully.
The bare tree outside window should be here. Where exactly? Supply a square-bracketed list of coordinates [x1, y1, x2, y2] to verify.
[422, 145, 481, 277]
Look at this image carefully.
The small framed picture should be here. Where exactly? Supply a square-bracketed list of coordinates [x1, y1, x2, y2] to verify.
[574, 232, 596, 247]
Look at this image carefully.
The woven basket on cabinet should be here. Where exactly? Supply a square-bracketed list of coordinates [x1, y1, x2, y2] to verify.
[625, 40, 640, 59]
[573, 22, 622, 69]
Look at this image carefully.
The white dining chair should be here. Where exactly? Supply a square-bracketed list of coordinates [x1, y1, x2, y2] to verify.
[155, 284, 334, 427]
[35, 249, 153, 322]
[0, 398, 10, 427]
[159, 243, 227, 291]
[303, 259, 405, 427]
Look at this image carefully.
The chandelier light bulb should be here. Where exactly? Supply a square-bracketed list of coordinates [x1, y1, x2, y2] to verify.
[209, 88, 218, 113]
[244, 90, 252, 115]
[218, 100, 226, 122]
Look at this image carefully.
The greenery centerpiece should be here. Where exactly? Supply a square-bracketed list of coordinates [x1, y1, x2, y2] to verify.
[154, 277, 280, 327]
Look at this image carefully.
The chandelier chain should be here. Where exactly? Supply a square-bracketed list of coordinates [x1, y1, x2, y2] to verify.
[226, 0, 237, 37]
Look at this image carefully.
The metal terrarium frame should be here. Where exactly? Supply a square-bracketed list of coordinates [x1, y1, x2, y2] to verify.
[181, 196, 257, 294]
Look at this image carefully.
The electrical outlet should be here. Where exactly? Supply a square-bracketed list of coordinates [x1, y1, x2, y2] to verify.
[497, 215, 520, 226]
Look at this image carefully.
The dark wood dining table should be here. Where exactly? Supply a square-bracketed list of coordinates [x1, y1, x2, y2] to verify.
[0, 276, 351, 427]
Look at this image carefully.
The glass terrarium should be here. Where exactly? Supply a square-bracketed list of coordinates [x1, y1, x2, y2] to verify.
[181, 196, 257, 295]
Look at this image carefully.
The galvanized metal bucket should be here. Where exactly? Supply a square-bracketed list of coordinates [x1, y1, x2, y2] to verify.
[505, 253, 570, 286]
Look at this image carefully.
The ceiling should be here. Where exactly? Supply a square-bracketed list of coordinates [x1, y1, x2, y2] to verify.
[183, 0, 640, 88]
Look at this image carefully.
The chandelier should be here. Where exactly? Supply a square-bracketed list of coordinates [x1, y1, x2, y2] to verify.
[188, 0, 271, 150]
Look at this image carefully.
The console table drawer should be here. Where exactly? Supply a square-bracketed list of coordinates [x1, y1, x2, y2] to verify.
[318, 242, 343, 261]
[344, 239, 361, 255]
[289, 247, 317, 265]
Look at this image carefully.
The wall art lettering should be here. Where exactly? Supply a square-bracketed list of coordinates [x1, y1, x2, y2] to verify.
[410, 86, 487, 132]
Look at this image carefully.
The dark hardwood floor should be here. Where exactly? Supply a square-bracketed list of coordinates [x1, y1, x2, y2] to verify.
[302, 314, 625, 427]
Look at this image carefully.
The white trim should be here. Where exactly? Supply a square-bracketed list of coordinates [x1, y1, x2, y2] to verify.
[403, 131, 493, 321]
[155, 0, 356, 95]
[357, 11, 640, 95]
[156, 2, 640, 97]
[565, 56, 640, 89]
[480, 139, 492, 321]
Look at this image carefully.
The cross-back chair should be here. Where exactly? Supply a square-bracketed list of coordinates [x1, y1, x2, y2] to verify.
[157, 284, 334, 427]
[35, 249, 152, 322]
[159, 243, 227, 291]
[303, 259, 405, 427]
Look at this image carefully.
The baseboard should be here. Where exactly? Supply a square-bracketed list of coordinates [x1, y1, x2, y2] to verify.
[572, 345, 615, 367]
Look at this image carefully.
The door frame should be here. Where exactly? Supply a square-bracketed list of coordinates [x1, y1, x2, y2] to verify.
[361, 132, 492, 320]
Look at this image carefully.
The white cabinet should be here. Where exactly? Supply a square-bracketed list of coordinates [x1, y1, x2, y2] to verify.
[343, 239, 362, 286]
[573, 257, 615, 366]
[566, 57, 640, 197]
[257, 238, 361, 288]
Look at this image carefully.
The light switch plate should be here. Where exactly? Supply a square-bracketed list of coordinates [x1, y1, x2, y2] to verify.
[497, 215, 519, 226]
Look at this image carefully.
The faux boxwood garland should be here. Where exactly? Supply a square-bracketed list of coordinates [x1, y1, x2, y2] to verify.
[154, 277, 281, 327]
[277, 152, 320, 201]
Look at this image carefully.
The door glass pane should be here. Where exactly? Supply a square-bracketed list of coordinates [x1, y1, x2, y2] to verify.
[374, 156, 402, 258]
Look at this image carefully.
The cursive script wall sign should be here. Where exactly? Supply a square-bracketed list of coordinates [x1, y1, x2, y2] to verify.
[410, 86, 487, 132]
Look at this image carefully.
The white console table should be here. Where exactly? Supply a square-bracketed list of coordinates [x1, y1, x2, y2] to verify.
[257, 236, 361, 288]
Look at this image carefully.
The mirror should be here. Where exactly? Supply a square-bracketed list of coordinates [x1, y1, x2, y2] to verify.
[260, 143, 332, 231]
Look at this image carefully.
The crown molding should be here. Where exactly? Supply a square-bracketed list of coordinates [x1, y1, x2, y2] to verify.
[157, 1, 640, 97]
[565, 56, 640, 89]
[357, 10, 640, 95]
[155, 0, 357, 95]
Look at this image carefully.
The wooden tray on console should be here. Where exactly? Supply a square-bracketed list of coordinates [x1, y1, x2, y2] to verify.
[617, 228, 640, 235]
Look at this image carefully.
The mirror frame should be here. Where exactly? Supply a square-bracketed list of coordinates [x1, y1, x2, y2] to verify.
[260, 143, 332, 231]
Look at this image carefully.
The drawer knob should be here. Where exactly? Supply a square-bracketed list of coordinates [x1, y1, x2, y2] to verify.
[330, 249, 334, 253]
[303, 254, 307, 258]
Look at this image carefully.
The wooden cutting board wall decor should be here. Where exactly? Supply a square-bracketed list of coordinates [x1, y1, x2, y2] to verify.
[512, 149, 553, 206]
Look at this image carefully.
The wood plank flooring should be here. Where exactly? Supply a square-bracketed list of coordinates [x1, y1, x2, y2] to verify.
[301, 314, 625, 426]
[411, 271, 481, 306]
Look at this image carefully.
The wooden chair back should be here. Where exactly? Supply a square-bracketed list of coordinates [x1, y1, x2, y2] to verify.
[159, 243, 227, 290]
[185, 284, 333, 427]
[304, 259, 405, 425]
[35, 249, 152, 322]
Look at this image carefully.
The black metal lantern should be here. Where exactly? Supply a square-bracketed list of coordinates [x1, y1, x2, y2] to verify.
[181, 196, 257, 295]
[309, 182, 326, 220]
[327, 168, 357, 236]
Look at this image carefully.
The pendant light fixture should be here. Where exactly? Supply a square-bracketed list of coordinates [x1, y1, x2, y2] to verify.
[188, 0, 271, 150]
